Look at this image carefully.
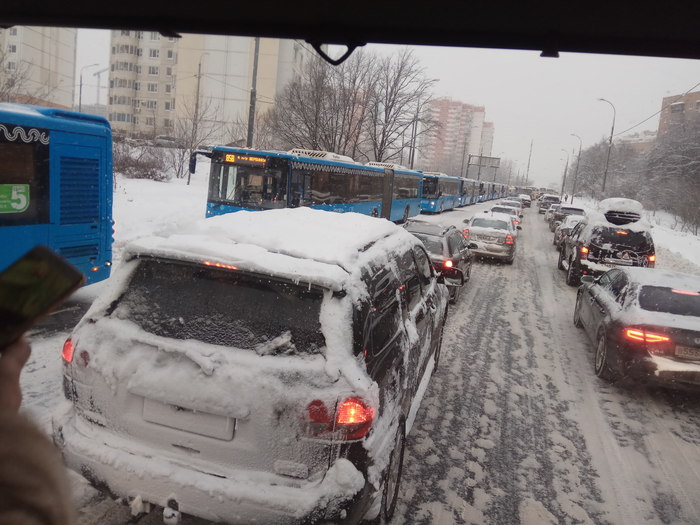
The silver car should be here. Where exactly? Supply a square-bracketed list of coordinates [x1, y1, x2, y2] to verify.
[462, 212, 519, 264]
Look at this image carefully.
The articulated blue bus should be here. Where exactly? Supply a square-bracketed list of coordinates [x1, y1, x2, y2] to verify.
[0, 104, 113, 284]
[459, 178, 480, 206]
[200, 147, 423, 222]
[420, 172, 462, 213]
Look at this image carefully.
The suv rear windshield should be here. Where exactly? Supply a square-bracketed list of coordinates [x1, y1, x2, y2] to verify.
[472, 218, 509, 229]
[590, 227, 654, 252]
[411, 233, 445, 257]
[638, 286, 700, 317]
[112, 258, 326, 354]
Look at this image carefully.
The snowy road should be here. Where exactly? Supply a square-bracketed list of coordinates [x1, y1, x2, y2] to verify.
[19, 201, 700, 525]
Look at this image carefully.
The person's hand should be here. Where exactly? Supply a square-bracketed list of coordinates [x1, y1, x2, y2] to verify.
[0, 337, 31, 413]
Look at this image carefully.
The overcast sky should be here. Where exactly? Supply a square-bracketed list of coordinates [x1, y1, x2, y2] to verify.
[76, 30, 700, 188]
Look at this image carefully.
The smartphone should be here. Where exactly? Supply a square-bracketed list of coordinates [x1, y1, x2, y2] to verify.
[0, 246, 85, 348]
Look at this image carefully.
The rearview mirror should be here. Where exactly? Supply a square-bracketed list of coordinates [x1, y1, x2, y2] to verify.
[439, 267, 465, 287]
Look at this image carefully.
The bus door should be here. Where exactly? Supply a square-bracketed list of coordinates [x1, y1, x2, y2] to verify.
[381, 168, 395, 220]
[50, 133, 110, 276]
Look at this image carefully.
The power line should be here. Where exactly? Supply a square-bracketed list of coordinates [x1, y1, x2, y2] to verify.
[614, 80, 700, 137]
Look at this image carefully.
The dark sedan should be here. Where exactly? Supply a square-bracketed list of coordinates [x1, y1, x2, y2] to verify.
[404, 221, 474, 303]
[574, 267, 700, 389]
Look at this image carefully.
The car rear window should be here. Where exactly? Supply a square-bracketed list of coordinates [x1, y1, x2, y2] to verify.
[561, 207, 585, 215]
[491, 206, 516, 215]
[472, 218, 509, 229]
[112, 258, 326, 354]
[638, 286, 700, 317]
[590, 227, 653, 251]
[412, 233, 445, 257]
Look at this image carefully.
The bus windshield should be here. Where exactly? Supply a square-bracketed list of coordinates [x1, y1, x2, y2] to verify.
[422, 177, 439, 198]
[209, 161, 287, 210]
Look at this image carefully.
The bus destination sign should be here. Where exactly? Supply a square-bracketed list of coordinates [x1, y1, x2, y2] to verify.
[224, 153, 267, 167]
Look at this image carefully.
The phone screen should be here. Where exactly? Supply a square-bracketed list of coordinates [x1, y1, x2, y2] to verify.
[0, 246, 85, 346]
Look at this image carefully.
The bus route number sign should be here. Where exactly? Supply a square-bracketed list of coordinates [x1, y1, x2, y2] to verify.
[0, 184, 29, 214]
[224, 153, 267, 167]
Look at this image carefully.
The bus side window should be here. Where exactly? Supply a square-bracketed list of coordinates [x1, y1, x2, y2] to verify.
[291, 170, 313, 207]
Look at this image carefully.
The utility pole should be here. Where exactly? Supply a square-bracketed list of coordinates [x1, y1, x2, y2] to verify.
[560, 156, 569, 198]
[246, 37, 260, 148]
[476, 145, 484, 181]
[524, 139, 533, 186]
[408, 98, 420, 168]
[188, 57, 204, 185]
[571, 133, 582, 204]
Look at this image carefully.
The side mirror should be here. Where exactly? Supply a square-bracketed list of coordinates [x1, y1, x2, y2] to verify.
[517, 225, 522, 230]
[468, 242, 478, 249]
[440, 267, 465, 287]
[581, 275, 595, 284]
[463, 218, 471, 224]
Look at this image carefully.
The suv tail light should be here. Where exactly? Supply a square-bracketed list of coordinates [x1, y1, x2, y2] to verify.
[462, 228, 470, 239]
[504, 234, 514, 245]
[62, 338, 74, 363]
[647, 254, 656, 267]
[579, 246, 589, 259]
[305, 397, 375, 440]
[443, 259, 454, 268]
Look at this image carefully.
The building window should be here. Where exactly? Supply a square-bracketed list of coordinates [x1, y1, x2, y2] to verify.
[145, 117, 155, 126]
[111, 46, 116, 54]
[147, 83, 158, 92]
[149, 49, 160, 59]
[148, 66, 159, 75]
[8, 45, 16, 53]
[133, 116, 139, 125]
[146, 100, 157, 109]
[121, 30, 130, 36]
[164, 119, 173, 128]
[7, 61, 16, 70]
[166, 67, 172, 76]
[167, 50, 174, 60]
[136, 31, 143, 40]
[670, 102, 685, 113]
[150, 32, 160, 41]
[135, 65, 141, 74]
[136, 48, 143, 57]
[164, 101, 171, 110]
[9, 28, 17, 36]
[134, 82, 141, 91]
[165, 84, 171, 93]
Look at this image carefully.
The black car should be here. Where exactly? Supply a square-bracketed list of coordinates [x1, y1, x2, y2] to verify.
[559, 203, 655, 286]
[574, 267, 700, 388]
[404, 220, 474, 303]
[549, 206, 585, 232]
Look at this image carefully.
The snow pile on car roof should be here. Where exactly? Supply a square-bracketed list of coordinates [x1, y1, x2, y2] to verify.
[597, 198, 643, 225]
[124, 208, 414, 292]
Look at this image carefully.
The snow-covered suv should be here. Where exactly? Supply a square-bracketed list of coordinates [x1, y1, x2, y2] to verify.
[559, 198, 655, 286]
[53, 208, 452, 524]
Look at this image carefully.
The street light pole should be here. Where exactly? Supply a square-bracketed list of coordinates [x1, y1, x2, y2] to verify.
[78, 63, 99, 112]
[560, 148, 569, 200]
[570, 133, 582, 204]
[598, 98, 616, 194]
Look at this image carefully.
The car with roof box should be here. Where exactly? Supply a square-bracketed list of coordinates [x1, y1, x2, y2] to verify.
[403, 220, 474, 304]
[574, 267, 700, 389]
[559, 198, 655, 286]
[52, 208, 455, 524]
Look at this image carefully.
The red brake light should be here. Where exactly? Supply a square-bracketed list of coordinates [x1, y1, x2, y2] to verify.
[648, 254, 656, 263]
[672, 289, 699, 296]
[62, 339, 74, 363]
[443, 259, 454, 268]
[579, 246, 589, 259]
[305, 397, 375, 440]
[504, 234, 514, 245]
[462, 228, 470, 239]
[624, 328, 670, 343]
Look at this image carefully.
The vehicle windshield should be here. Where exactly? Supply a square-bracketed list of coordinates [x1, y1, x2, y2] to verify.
[208, 160, 287, 210]
[111, 258, 326, 354]
[638, 285, 700, 317]
[411, 233, 445, 256]
[422, 177, 439, 198]
[472, 218, 509, 229]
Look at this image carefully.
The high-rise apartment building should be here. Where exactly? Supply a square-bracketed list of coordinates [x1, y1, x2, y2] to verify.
[657, 90, 700, 136]
[419, 98, 494, 176]
[0, 26, 77, 109]
[107, 32, 305, 141]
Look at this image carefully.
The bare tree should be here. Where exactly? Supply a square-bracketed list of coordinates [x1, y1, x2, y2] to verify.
[0, 49, 56, 104]
[225, 110, 277, 150]
[364, 48, 437, 163]
[165, 95, 223, 180]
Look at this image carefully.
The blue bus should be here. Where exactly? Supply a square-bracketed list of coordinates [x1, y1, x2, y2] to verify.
[0, 104, 113, 284]
[420, 172, 462, 213]
[200, 147, 423, 222]
[459, 178, 480, 206]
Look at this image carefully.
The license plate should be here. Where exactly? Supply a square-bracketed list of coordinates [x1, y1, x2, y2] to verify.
[675, 345, 700, 360]
[143, 398, 235, 440]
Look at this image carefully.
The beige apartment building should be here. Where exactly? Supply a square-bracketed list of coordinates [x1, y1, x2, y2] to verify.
[657, 90, 700, 136]
[419, 98, 494, 176]
[108, 31, 306, 142]
[0, 26, 77, 109]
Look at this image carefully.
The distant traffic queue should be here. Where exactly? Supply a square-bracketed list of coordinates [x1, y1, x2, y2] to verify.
[189, 146, 508, 221]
